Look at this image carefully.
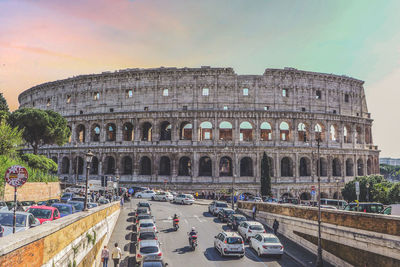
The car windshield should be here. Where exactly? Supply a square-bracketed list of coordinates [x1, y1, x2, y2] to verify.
[62, 193, 72, 197]
[249, 225, 263, 231]
[0, 213, 27, 227]
[70, 202, 84, 211]
[236, 217, 246, 221]
[216, 203, 228, 208]
[225, 210, 234, 214]
[28, 208, 52, 219]
[227, 237, 243, 244]
[137, 209, 148, 214]
[140, 223, 154, 228]
[54, 205, 71, 214]
[21, 201, 35, 206]
[264, 237, 280, 243]
[139, 203, 150, 207]
[140, 246, 158, 254]
[140, 232, 156, 239]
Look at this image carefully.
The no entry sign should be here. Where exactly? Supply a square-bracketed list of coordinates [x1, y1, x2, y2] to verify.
[4, 165, 28, 187]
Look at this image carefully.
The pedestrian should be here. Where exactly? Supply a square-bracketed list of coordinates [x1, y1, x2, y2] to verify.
[101, 245, 110, 267]
[195, 192, 199, 199]
[252, 204, 257, 220]
[111, 243, 122, 266]
[120, 196, 124, 207]
[273, 219, 279, 235]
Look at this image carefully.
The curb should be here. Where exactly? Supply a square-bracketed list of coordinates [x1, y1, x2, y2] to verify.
[284, 250, 309, 267]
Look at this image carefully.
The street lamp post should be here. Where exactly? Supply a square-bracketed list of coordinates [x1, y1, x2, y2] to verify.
[316, 133, 323, 267]
[366, 183, 370, 202]
[336, 178, 340, 209]
[231, 174, 236, 210]
[83, 150, 94, 211]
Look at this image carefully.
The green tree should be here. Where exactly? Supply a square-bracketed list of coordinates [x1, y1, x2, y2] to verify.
[0, 120, 23, 157]
[0, 93, 8, 112]
[20, 153, 58, 173]
[342, 175, 392, 203]
[388, 182, 400, 203]
[261, 152, 272, 197]
[8, 108, 70, 154]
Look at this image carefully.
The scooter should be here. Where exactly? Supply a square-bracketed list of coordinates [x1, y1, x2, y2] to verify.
[189, 234, 198, 251]
[173, 218, 180, 231]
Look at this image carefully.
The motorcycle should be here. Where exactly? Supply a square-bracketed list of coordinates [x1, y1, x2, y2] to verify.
[173, 218, 180, 231]
[188, 234, 198, 251]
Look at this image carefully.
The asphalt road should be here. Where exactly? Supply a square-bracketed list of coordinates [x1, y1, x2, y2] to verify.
[117, 199, 299, 267]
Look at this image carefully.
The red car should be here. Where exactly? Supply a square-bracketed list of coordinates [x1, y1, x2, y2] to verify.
[26, 206, 61, 224]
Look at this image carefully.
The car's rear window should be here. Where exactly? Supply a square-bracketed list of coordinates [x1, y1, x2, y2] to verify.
[138, 215, 151, 220]
[140, 222, 154, 228]
[217, 203, 228, 208]
[264, 237, 280, 243]
[140, 246, 158, 254]
[140, 232, 156, 239]
[227, 237, 243, 244]
[249, 225, 263, 231]
[236, 216, 246, 221]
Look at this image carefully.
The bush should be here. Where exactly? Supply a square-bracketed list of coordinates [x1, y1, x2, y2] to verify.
[20, 153, 58, 173]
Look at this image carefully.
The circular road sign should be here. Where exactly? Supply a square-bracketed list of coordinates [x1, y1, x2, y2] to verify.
[4, 165, 28, 188]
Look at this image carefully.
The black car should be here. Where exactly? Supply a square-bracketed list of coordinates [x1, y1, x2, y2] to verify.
[217, 208, 235, 222]
[5, 201, 24, 211]
[227, 214, 247, 230]
[137, 201, 151, 211]
[136, 231, 157, 242]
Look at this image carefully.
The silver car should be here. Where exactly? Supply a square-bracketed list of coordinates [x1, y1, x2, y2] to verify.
[136, 239, 163, 264]
[138, 219, 157, 233]
[0, 211, 40, 237]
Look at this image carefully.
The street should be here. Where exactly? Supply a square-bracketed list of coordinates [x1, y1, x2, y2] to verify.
[108, 199, 299, 267]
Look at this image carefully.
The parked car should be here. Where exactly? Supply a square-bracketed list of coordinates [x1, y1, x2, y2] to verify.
[249, 233, 284, 258]
[279, 198, 299, 205]
[238, 221, 266, 241]
[137, 202, 152, 211]
[136, 240, 163, 264]
[135, 207, 151, 218]
[135, 190, 156, 199]
[20, 201, 36, 211]
[5, 201, 24, 211]
[217, 208, 235, 222]
[60, 192, 75, 203]
[381, 204, 400, 216]
[173, 194, 195, 205]
[208, 201, 217, 213]
[98, 198, 110, 205]
[65, 185, 85, 194]
[210, 201, 228, 215]
[136, 214, 154, 225]
[67, 201, 85, 212]
[344, 202, 384, 214]
[248, 197, 263, 203]
[0, 211, 40, 237]
[263, 197, 279, 203]
[140, 259, 168, 267]
[227, 214, 247, 230]
[153, 192, 173, 201]
[51, 203, 76, 217]
[46, 199, 60, 206]
[137, 219, 157, 233]
[137, 230, 158, 242]
[36, 200, 48, 206]
[214, 231, 245, 257]
[0, 201, 10, 211]
[87, 203, 98, 209]
[71, 197, 86, 202]
[321, 205, 338, 210]
[27, 206, 61, 224]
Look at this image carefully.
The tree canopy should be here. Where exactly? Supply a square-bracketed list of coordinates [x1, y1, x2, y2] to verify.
[0, 93, 8, 112]
[0, 120, 23, 157]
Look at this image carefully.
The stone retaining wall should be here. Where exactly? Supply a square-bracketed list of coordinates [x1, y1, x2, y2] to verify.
[3, 182, 61, 202]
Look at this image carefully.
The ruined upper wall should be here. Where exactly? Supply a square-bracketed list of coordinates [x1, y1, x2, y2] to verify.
[18, 66, 369, 118]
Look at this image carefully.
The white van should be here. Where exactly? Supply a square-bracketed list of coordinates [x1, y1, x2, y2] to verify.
[382, 204, 400, 216]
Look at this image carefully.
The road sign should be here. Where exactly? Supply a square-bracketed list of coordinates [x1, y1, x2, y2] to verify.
[164, 179, 168, 184]
[128, 188, 134, 194]
[4, 165, 28, 188]
[311, 185, 316, 191]
[311, 190, 316, 196]
[239, 194, 245, 200]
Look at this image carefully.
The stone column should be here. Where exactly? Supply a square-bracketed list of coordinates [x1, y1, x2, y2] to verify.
[294, 153, 299, 183]
[193, 118, 198, 142]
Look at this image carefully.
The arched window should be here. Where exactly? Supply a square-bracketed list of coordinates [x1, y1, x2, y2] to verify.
[318, 158, 328, 177]
[199, 121, 212, 141]
[279, 122, 290, 141]
[365, 127, 372, 144]
[199, 156, 212, 176]
[330, 125, 337, 142]
[140, 156, 152, 175]
[180, 122, 192, 140]
[343, 125, 351, 143]
[314, 123, 324, 141]
[67, 126, 72, 143]
[240, 157, 253, 177]
[160, 121, 172, 141]
[298, 123, 307, 142]
[123, 123, 134, 141]
[240, 121, 253, 141]
[219, 121, 232, 141]
[122, 156, 133, 174]
[73, 156, 84, 175]
[159, 156, 171, 175]
[141, 122, 152, 141]
[343, 158, 353, 177]
[299, 157, 311, 176]
[61, 157, 70, 174]
[332, 158, 341, 177]
[178, 157, 191, 176]
[356, 126, 362, 144]
[219, 156, 232, 176]
[91, 124, 100, 142]
[357, 159, 364, 176]
[260, 122, 272, 141]
[300, 192, 311, 200]
[281, 157, 293, 176]
[104, 156, 115, 175]
[367, 157, 372, 175]
[76, 124, 85, 143]
[90, 157, 99, 175]
[106, 123, 116, 141]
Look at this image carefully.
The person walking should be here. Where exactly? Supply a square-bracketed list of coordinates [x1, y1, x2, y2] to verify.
[111, 243, 122, 266]
[252, 204, 257, 220]
[101, 245, 110, 267]
[273, 219, 279, 235]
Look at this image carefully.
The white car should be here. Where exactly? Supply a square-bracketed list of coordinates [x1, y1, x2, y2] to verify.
[214, 231, 245, 257]
[0, 211, 40, 237]
[135, 239, 163, 264]
[238, 221, 266, 241]
[210, 201, 228, 216]
[173, 194, 195, 205]
[153, 192, 173, 201]
[249, 233, 284, 258]
[137, 219, 158, 233]
[135, 190, 156, 199]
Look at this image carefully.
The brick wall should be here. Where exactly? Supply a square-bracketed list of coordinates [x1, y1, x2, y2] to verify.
[3, 182, 61, 202]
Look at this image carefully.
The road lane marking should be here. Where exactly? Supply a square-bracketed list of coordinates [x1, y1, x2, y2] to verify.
[184, 219, 188, 224]
[194, 215, 203, 222]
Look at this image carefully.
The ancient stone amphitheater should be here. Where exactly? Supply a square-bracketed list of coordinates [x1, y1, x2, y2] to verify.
[18, 66, 379, 199]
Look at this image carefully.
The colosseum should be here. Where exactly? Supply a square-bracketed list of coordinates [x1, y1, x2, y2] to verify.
[18, 66, 380, 199]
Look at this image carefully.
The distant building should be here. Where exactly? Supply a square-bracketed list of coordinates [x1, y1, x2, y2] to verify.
[380, 158, 400, 166]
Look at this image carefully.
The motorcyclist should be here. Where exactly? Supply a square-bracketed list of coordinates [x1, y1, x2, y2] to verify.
[173, 214, 179, 227]
[188, 227, 198, 244]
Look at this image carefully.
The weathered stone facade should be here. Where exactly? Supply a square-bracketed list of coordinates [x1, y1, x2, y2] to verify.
[18, 66, 379, 198]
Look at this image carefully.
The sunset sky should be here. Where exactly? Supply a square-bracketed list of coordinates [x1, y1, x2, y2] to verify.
[1, 0, 400, 157]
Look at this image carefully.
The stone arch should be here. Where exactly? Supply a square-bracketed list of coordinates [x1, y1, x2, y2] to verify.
[297, 122, 308, 142]
[239, 121, 253, 141]
[178, 156, 191, 176]
[179, 121, 192, 140]
[240, 157, 253, 177]
[159, 156, 171, 175]
[121, 156, 133, 175]
[141, 122, 152, 141]
[346, 158, 354, 176]
[104, 156, 115, 175]
[300, 192, 311, 200]
[343, 125, 352, 143]
[199, 121, 213, 141]
[123, 122, 134, 141]
[318, 157, 328, 177]
[281, 157, 293, 177]
[314, 123, 325, 141]
[332, 158, 341, 177]
[219, 121, 233, 141]
[299, 157, 311, 176]
[356, 126, 363, 144]
[219, 156, 233, 176]
[367, 157, 372, 175]
[140, 156, 152, 175]
[199, 156, 212, 176]
[260, 122, 272, 141]
[106, 123, 116, 141]
[73, 156, 84, 175]
[279, 121, 290, 141]
[330, 124, 338, 142]
[76, 124, 85, 143]
[90, 156, 99, 175]
[91, 124, 101, 142]
[357, 158, 364, 176]
[160, 121, 172, 141]
[61, 157, 70, 174]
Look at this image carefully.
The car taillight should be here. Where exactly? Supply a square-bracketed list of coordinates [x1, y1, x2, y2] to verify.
[153, 226, 156, 229]
[157, 252, 162, 256]
[155, 237, 158, 240]
[263, 230, 266, 233]
[281, 246, 284, 250]
[137, 254, 142, 258]
[263, 245, 269, 249]
[224, 248, 227, 252]
[138, 238, 141, 241]
[248, 229, 252, 233]
[224, 240, 227, 244]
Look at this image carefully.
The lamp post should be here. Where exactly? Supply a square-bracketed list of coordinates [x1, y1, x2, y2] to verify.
[83, 150, 94, 211]
[316, 133, 323, 267]
[231, 174, 236, 210]
[366, 183, 370, 202]
[336, 178, 341, 209]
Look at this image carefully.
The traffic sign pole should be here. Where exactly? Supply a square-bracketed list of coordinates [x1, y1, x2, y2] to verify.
[13, 187, 17, 234]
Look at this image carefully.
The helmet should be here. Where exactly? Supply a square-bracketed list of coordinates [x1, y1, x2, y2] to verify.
[191, 227, 196, 231]
[174, 214, 177, 217]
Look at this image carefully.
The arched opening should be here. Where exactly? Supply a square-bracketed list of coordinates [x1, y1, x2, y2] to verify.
[90, 157, 99, 175]
[240, 157, 253, 177]
[104, 156, 115, 175]
[260, 122, 272, 141]
[330, 125, 338, 142]
[199, 121, 212, 141]
[299, 157, 311, 176]
[314, 123, 325, 141]
[141, 122, 152, 141]
[367, 158, 372, 175]
[281, 157, 293, 177]
[332, 158, 341, 177]
[122, 156, 133, 175]
[346, 158, 354, 176]
[298, 123, 308, 142]
[160, 121, 172, 141]
[319, 158, 328, 177]
[219, 121, 233, 141]
[179, 122, 192, 140]
[73, 156, 84, 175]
[356, 126, 362, 144]
[279, 122, 290, 141]
[61, 157, 70, 174]
[343, 125, 351, 143]
[357, 159, 364, 176]
[199, 156, 212, 176]
[159, 156, 171, 175]
[106, 123, 116, 141]
[365, 127, 372, 144]
[281, 192, 293, 199]
[76, 124, 85, 143]
[300, 192, 311, 200]
[178, 157, 191, 176]
[140, 156, 152, 175]
[240, 121, 253, 141]
[219, 156, 233, 176]
[91, 124, 100, 142]
[123, 123, 134, 141]
[67, 126, 72, 143]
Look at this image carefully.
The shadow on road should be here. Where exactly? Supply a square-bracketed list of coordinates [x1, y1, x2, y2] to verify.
[172, 246, 193, 254]
[202, 212, 213, 217]
[221, 225, 231, 231]
[203, 247, 239, 262]
[161, 228, 176, 234]
[127, 217, 135, 222]
[125, 232, 133, 241]
[213, 218, 223, 223]
[118, 255, 136, 267]
[128, 212, 136, 216]
[244, 247, 282, 263]
[126, 224, 135, 231]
